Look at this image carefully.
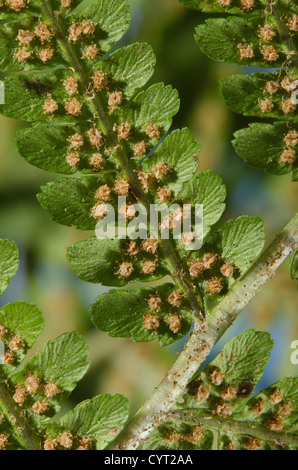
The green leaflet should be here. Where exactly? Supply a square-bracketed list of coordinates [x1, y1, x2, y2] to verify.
[0, 72, 90, 123]
[10, 332, 90, 420]
[180, 170, 226, 238]
[90, 284, 193, 346]
[208, 329, 273, 386]
[221, 72, 298, 120]
[0, 239, 19, 295]
[67, 238, 169, 287]
[146, 329, 298, 450]
[93, 42, 156, 100]
[181, 0, 298, 178]
[186, 216, 265, 302]
[178, 329, 273, 416]
[233, 122, 298, 176]
[38, 176, 107, 230]
[214, 215, 265, 274]
[76, 0, 131, 53]
[67, 238, 126, 285]
[142, 128, 201, 198]
[0, 302, 45, 376]
[51, 394, 129, 450]
[16, 123, 116, 174]
[111, 83, 180, 164]
[196, 17, 287, 67]
[120, 83, 180, 143]
[0, 238, 129, 450]
[139, 423, 214, 450]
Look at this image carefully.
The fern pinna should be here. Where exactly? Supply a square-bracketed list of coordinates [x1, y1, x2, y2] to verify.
[0, 239, 129, 450]
[0, 0, 264, 344]
[178, 0, 298, 180]
[0, 0, 297, 451]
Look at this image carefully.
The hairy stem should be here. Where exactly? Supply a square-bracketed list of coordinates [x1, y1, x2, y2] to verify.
[0, 378, 41, 450]
[108, 212, 298, 450]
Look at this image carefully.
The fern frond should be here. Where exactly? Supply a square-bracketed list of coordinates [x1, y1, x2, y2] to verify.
[0, 0, 267, 346]
[140, 329, 298, 450]
[0, 238, 129, 450]
[178, 0, 298, 180]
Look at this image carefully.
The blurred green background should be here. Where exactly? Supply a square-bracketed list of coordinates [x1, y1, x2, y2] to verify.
[0, 0, 297, 418]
